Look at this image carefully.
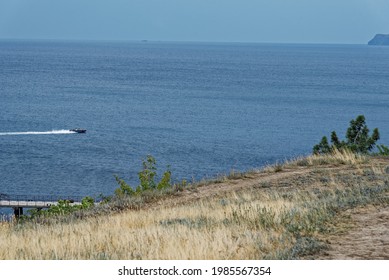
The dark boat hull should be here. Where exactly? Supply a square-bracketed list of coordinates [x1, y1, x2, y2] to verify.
[70, 129, 86, 133]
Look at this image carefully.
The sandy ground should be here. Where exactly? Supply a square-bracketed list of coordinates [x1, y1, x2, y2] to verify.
[316, 205, 389, 259]
[156, 167, 311, 207]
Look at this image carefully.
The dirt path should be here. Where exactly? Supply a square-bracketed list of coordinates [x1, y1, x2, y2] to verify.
[156, 167, 311, 207]
[154, 165, 354, 208]
[317, 205, 389, 259]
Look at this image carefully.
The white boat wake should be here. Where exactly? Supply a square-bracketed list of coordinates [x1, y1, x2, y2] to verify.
[0, 130, 76, 136]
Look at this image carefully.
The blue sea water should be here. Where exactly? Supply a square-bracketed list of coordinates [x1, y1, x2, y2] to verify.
[1, 40, 389, 202]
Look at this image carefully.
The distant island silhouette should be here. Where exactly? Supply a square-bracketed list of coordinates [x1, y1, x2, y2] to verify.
[368, 34, 389, 45]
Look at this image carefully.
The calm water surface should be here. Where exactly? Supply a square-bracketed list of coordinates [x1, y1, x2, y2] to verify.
[1, 41, 388, 203]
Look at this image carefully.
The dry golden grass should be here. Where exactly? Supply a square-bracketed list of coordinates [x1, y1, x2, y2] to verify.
[287, 148, 367, 167]
[0, 193, 290, 259]
[0, 154, 388, 260]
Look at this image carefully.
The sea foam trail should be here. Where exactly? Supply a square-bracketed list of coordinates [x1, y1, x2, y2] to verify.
[0, 130, 76, 136]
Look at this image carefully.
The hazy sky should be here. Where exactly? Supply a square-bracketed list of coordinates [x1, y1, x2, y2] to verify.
[0, 0, 388, 43]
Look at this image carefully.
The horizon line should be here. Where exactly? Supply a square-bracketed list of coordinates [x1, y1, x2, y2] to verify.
[0, 37, 368, 46]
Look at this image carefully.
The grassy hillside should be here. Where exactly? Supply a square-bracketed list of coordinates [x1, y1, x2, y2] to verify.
[1, 150, 388, 259]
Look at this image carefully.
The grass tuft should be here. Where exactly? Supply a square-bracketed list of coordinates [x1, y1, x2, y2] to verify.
[288, 148, 368, 167]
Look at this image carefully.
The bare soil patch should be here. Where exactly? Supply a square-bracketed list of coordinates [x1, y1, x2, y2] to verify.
[316, 205, 389, 259]
[154, 165, 356, 209]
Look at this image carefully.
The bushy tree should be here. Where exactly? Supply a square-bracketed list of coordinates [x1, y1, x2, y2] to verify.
[114, 175, 135, 197]
[313, 115, 380, 154]
[312, 136, 331, 154]
[345, 115, 379, 153]
[114, 155, 172, 197]
[138, 155, 158, 191]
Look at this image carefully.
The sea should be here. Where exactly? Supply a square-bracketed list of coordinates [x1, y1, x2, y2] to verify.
[1, 40, 389, 209]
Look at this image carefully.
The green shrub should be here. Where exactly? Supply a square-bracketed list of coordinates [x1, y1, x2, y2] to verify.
[138, 155, 157, 191]
[157, 169, 172, 190]
[114, 175, 135, 197]
[80, 196, 95, 209]
[313, 115, 380, 154]
[114, 155, 172, 197]
[26, 196, 95, 219]
[312, 136, 331, 155]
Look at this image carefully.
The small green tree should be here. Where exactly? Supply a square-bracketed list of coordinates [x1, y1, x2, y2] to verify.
[313, 136, 331, 155]
[114, 155, 172, 196]
[345, 115, 379, 153]
[330, 131, 344, 149]
[81, 196, 95, 209]
[138, 155, 157, 191]
[157, 168, 172, 190]
[313, 115, 380, 154]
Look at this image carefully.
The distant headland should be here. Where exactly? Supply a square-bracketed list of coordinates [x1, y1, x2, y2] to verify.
[368, 34, 389, 45]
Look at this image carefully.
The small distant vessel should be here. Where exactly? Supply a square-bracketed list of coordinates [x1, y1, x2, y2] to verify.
[70, 128, 86, 133]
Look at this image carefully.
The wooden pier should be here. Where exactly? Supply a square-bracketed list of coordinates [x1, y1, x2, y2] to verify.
[0, 194, 85, 218]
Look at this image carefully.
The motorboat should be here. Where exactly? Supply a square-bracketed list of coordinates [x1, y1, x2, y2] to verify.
[70, 128, 86, 133]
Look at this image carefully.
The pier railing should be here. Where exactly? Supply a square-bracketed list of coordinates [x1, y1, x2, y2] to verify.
[0, 193, 102, 210]
[0, 194, 87, 203]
